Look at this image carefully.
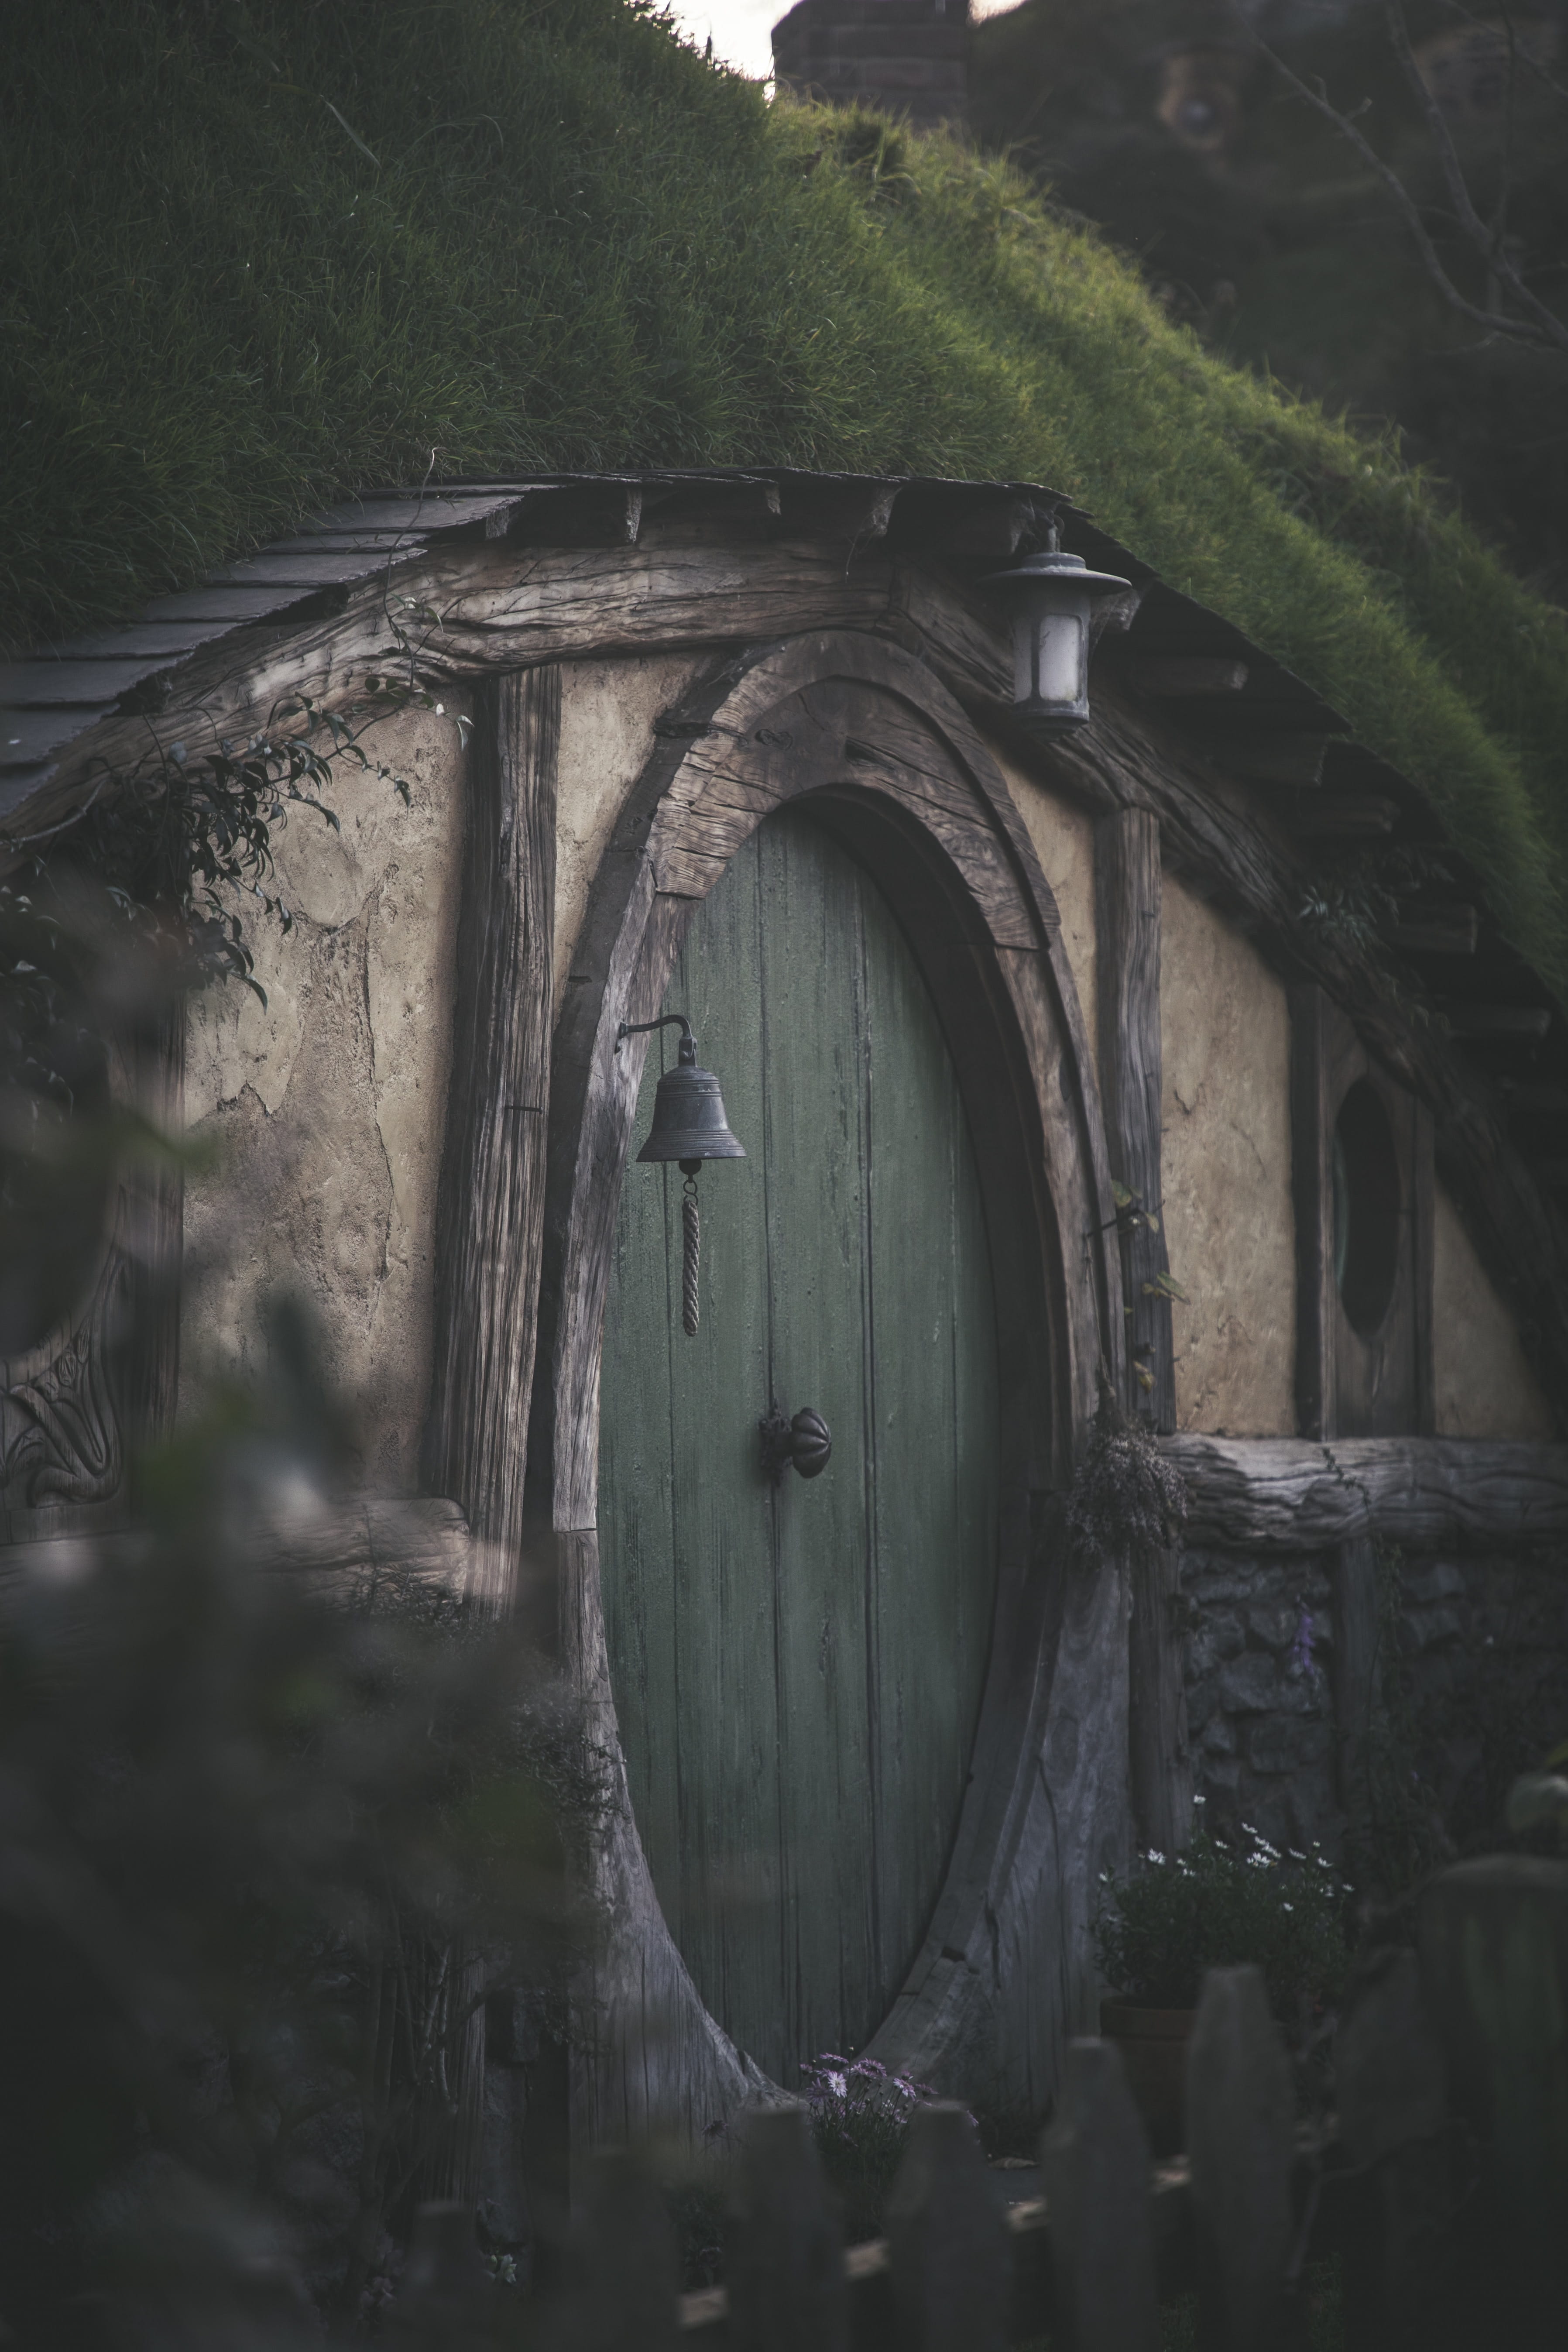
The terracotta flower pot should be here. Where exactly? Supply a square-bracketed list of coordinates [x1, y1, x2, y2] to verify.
[1099, 1998, 1196, 2157]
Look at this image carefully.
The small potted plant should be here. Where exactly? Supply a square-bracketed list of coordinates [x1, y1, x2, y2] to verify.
[1093, 1808, 1349, 2153]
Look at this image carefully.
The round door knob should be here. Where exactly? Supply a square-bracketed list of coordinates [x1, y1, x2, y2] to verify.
[787, 1407, 832, 1480]
[759, 1404, 832, 1485]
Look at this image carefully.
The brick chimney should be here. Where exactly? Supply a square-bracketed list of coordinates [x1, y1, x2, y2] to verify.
[772, 0, 970, 130]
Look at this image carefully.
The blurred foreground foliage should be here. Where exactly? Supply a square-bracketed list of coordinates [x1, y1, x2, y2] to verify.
[0, 1343, 603, 2346]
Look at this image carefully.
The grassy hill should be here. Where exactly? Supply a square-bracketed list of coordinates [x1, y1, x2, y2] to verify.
[6, 0, 1568, 987]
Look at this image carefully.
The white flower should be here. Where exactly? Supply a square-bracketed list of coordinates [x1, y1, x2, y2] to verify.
[1192, 1794, 1206, 1806]
[1247, 1853, 1270, 1869]
[1281, 1902, 1294, 1913]
[1288, 1848, 1306, 1861]
[1316, 1856, 1332, 1869]
[1146, 1849, 1166, 1865]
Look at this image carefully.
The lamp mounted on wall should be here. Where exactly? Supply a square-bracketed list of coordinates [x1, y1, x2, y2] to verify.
[616, 1013, 745, 1338]
[985, 520, 1131, 731]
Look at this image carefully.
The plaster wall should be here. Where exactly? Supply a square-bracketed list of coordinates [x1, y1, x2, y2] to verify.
[1432, 1182, 1557, 1438]
[181, 700, 467, 1490]
[1160, 875, 1297, 1434]
[554, 654, 706, 1007]
[983, 740, 1098, 1063]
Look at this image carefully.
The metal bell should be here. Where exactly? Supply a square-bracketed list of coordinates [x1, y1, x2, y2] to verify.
[618, 1013, 746, 1174]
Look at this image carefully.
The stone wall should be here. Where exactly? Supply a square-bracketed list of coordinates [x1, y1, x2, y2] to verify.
[1183, 1545, 1339, 1852]
[1181, 1538, 1568, 1864]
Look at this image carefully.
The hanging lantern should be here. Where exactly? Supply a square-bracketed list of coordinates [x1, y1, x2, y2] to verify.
[985, 522, 1131, 731]
[617, 1013, 744, 1337]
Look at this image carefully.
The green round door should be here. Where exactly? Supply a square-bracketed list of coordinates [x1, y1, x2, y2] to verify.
[599, 806, 999, 2085]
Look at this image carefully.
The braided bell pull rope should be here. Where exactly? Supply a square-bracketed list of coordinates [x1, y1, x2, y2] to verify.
[681, 1174, 700, 1337]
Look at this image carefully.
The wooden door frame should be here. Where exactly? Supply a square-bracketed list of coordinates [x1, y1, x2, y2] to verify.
[531, 630, 1132, 2144]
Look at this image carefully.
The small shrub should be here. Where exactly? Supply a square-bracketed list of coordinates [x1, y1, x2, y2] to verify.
[1093, 1815, 1350, 2018]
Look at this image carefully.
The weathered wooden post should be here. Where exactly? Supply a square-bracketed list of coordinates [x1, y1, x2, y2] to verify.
[885, 2101, 1010, 2352]
[1418, 1857, 1568, 2332]
[1039, 2038, 1160, 2352]
[560, 2149, 680, 2352]
[1096, 809, 1191, 1858]
[725, 2105, 848, 2352]
[390, 2200, 492, 2347]
[1186, 1965, 1294, 2352]
[1334, 1946, 1449, 2351]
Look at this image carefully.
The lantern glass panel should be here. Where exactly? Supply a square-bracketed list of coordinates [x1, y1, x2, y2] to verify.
[1037, 607, 1085, 706]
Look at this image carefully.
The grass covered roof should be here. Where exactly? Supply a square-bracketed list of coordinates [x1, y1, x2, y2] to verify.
[7, 0, 1568, 989]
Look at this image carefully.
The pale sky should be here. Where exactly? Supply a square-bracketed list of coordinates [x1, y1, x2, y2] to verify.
[666, 0, 1012, 82]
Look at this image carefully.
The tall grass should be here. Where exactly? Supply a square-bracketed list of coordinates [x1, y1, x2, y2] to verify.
[5, 0, 1566, 982]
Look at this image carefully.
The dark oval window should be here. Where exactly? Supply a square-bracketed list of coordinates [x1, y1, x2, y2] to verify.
[1331, 1080, 1401, 1337]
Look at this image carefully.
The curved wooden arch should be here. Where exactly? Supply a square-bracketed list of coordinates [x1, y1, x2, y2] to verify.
[535, 632, 1133, 2142]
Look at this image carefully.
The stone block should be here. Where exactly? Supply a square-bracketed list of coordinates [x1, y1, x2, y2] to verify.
[1403, 1558, 1466, 1605]
[1244, 1714, 1333, 1775]
[1187, 1609, 1244, 1678]
[1216, 1650, 1318, 1715]
[1180, 1554, 1266, 1604]
[1402, 1603, 1465, 1652]
[1244, 1600, 1297, 1651]
[1201, 1712, 1237, 1755]
[1186, 1674, 1219, 1732]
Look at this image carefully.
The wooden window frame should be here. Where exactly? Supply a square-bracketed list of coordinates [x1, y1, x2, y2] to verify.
[1290, 985, 1434, 1439]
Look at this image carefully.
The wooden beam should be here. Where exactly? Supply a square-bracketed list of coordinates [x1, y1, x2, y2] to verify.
[1095, 809, 1176, 1430]
[1443, 1004, 1552, 1039]
[1289, 986, 1334, 1442]
[1280, 793, 1400, 840]
[0, 1494, 485, 1605]
[1391, 905, 1479, 957]
[1096, 810, 1191, 1854]
[1125, 656, 1249, 697]
[426, 667, 561, 1618]
[1163, 1434, 1568, 1549]
[1206, 731, 1331, 790]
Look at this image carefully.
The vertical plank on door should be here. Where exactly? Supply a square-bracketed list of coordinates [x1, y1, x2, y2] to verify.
[762, 817, 878, 2072]
[862, 865, 998, 2023]
[666, 839, 779, 2055]
[427, 666, 560, 1616]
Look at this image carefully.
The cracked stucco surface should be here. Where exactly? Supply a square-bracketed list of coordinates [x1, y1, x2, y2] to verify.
[181, 700, 467, 1489]
[554, 653, 703, 1009]
[1433, 1181, 1556, 1437]
[985, 739, 1098, 1063]
[1160, 872, 1297, 1434]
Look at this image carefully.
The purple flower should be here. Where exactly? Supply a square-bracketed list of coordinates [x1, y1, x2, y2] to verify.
[1287, 1606, 1316, 1680]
